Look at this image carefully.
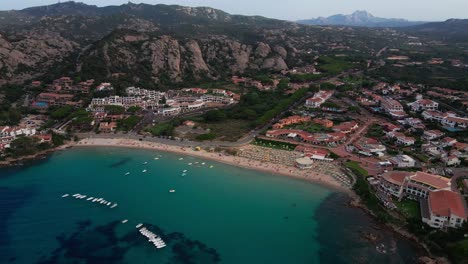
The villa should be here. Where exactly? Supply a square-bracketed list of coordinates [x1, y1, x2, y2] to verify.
[409, 99, 439, 112]
[305, 90, 334, 108]
[389, 155, 416, 168]
[381, 97, 407, 119]
[423, 130, 444, 141]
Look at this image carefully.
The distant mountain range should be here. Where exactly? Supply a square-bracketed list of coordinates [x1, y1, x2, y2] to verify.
[404, 19, 468, 40]
[297, 11, 427, 28]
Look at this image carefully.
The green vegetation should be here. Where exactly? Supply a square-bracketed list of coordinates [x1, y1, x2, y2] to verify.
[317, 56, 354, 75]
[0, 107, 22, 125]
[104, 105, 125, 115]
[293, 123, 332, 133]
[196, 88, 309, 141]
[195, 133, 216, 141]
[289, 73, 321, 82]
[117, 116, 141, 132]
[201, 119, 251, 142]
[50, 106, 74, 120]
[366, 124, 385, 138]
[252, 138, 297, 150]
[203, 110, 227, 122]
[146, 122, 176, 137]
[345, 161, 369, 177]
[6, 137, 41, 158]
[395, 199, 420, 219]
[127, 106, 142, 114]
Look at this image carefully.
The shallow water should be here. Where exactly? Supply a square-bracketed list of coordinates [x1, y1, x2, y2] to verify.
[0, 147, 419, 263]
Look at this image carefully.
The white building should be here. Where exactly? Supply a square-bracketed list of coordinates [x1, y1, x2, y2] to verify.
[421, 190, 467, 229]
[305, 90, 334, 108]
[409, 99, 439, 112]
[390, 155, 416, 168]
[423, 130, 444, 141]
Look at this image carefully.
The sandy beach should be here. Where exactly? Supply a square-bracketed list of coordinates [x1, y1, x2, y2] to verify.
[75, 138, 350, 193]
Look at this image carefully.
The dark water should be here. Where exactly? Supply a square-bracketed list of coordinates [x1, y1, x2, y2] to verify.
[0, 147, 420, 263]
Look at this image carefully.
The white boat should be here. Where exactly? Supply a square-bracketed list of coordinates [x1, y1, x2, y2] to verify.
[107, 202, 111, 206]
[169, 189, 176, 193]
[209, 165, 214, 168]
[61, 194, 69, 198]
[183, 170, 187, 173]
[111, 203, 118, 208]
[87, 197, 93, 201]
[142, 169, 147, 173]
[136, 223, 143, 228]
[179, 158, 184, 160]
[154, 157, 159, 160]
[122, 219, 128, 223]
[181, 173, 186, 176]
[92, 198, 98, 202]
[143, 162, 148, 165]
[188, 163, 192, 165]
[201, 162, 206, 165]
[125, 172, 130, 176]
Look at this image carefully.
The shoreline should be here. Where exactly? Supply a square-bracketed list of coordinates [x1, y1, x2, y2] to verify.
[74, 137, 352, 194]
[0, 144, 71, 167]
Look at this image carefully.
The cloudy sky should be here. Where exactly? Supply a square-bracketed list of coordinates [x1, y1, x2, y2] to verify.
[3, 0, 467, 21]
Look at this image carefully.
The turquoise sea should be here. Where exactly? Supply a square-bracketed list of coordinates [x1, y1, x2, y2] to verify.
[0, 147, 420, 263]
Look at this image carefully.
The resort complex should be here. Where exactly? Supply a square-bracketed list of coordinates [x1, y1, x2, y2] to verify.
[1, 2, 468, 263]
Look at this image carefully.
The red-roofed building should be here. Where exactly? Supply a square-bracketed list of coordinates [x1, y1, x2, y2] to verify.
[266, 129, 346, 145]
[381, 122, 401, 133]
[35, 134, 52, 143]
[99, 122, 117, 133]
[422, 190, 467, 229]
[332, 121, 359, 134]
[272, 116, 311, 129]
[313, 118, 334, 128]
[295, 146, 330, 161]
[379, 171, 452, 200]
[423, 130, 444, 141]
[410, 99, 439, 112]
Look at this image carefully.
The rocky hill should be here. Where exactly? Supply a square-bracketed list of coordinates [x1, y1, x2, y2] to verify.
[0, 2, 411, 86]
[297, 11, 426, 28]
[403, 19, 468, 41]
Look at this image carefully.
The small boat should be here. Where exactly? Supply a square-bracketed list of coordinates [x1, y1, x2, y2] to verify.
[183, 170, 187, 173]
[107, 202, 111, 206]
[136, 223, 143, 228]
[201, 162, 206, 165]
[179, 158, 184, 160]
[169, 189, 176, 193]
[111, 203, 118, 208]
[188, 163, 192, 165]
[181, 173, 186, 176]
[61, 194, 69, 198]
[154, 157, 159, 160]
[143, 162, 148, 165]
[125, 172, 130, 176]
[142, 170, 147, 173]
[122, 219, 128, 224]
[87, 197, 93, 201]
[209, 165, 214, 168]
